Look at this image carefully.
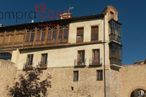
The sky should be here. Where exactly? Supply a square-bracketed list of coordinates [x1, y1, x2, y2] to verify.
[0, 0, 146, 64]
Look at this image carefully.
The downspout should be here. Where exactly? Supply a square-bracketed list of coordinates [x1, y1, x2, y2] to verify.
[103, 15, 107, 97]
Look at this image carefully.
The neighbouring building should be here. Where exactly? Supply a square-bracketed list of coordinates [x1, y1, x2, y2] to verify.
[0, 5, 145, 97]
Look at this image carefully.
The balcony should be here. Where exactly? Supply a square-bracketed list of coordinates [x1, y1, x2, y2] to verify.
[89, 59, 102, 67]
[76, 37, 83, 43]
[110, 57, 122, 65]
[23, 63, 33, 70]
[109, 33, 121, 43]
[74, 59, 86, 68]
[37, 61, 47, 70]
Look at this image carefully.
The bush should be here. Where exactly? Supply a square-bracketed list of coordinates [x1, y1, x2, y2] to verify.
[8, 68, 51, 97]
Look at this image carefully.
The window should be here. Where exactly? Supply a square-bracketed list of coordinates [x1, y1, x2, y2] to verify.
[110, 43, 122, 65]
[48, 29, 52, 41]
[77, 50, 85, 65]
[40, 28, 46, 41]
[25, 31, 30, 42]
[76, 27, 84, 43]
[30, 32, 35, 42]
[41, 53, 48, 65]
[36, 29, 41, 41]
[73, 71, 79, 81]
[59, 28, 63, 41]
[91, 26, 99, 41]
[109, 20, 121, 43]
[97, 70, 103, 81]
[52, 28, 57, 41]
[92, 49, 100, 65]
[26, 54, 33, 66]
[63, 27, 68, 40]
[25, 29, 35, 42]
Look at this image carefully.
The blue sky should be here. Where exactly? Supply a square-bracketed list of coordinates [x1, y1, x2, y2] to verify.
[0, 0, 146, 64]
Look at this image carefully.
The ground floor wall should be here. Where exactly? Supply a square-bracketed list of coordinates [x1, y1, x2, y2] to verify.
[2, 60, 146, 97]
[0, 60, 120, 97]
[0, 60, 17, 97]
[119, 64, 146, 97]
[17, 67, 105, 97]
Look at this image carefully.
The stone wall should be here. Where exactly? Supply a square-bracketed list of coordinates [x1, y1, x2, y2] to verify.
[119, 64, 146, 97]
[0, 60, 17, 97]
[2, 60, 146, 97]
[17, 67, 105, 97]
[0, 61, 121, 97]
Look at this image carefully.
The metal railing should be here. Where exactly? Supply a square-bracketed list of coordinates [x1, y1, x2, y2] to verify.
[74, 59, 86, 67]
[37, 61, 47, 69]
[23, 63, 33, 70]
[89, 59, 101, 67]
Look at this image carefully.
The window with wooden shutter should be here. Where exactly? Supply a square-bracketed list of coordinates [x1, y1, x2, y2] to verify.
[76, 27, 84, 43]
[91, 26, 99, 41]
[92, 49, 100, 65]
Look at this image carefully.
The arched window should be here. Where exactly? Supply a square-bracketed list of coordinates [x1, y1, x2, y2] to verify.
[131, 89, 146, 97]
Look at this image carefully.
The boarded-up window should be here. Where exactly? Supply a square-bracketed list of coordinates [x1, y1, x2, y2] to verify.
[91, 26, 99, 41]
[76, 27, 84, 43]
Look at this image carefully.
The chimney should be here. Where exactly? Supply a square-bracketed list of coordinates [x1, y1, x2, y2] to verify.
[59, 12, 72, 19]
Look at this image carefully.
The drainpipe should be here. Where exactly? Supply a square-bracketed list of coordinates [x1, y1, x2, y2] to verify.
[103, 15, 107, 97]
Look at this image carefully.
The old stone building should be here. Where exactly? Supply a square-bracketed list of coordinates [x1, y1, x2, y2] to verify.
[0, 5, 145, 97]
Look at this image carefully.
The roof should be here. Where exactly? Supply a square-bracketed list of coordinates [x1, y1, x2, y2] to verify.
[0, 14, 104, 31]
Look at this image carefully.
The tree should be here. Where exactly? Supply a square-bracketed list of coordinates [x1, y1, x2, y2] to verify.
[8, 68, 51, 97]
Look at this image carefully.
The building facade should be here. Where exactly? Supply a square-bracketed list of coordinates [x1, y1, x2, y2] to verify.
[0, 6, 124, 97]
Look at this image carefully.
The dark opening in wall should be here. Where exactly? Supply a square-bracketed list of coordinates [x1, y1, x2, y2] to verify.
[0, 52, 11, 60]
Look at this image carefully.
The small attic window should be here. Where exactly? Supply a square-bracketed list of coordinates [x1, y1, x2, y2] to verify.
[110, 11, 114, 15]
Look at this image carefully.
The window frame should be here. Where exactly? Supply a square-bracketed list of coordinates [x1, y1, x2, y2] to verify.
[76, 27, 84, 43]
[91, 25, 99, 41]
[97, 70, 103, 81]
[73, 70, 79, 82]
[26, 54, 34, 66]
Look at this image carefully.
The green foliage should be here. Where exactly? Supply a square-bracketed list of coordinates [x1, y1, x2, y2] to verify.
[8, 68, 51, 97]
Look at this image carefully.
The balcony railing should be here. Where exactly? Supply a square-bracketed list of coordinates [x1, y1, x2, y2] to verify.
[89, 59, 101, 67]
[109, 33, 121, 43]
[37, 61, 47, 69]
[23, 63, 33, 70]
[74, 59, 86, 68]
[76, 37, 83, 43]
